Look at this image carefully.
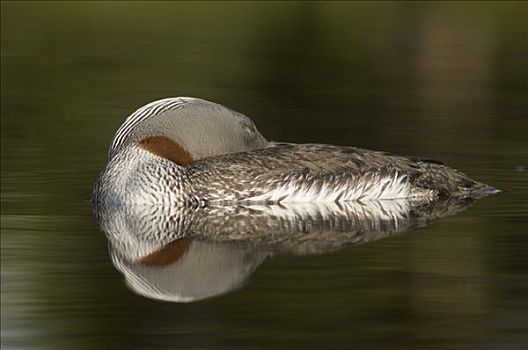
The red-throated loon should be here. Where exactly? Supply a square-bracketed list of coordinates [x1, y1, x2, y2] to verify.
[93, 97, 498, 214]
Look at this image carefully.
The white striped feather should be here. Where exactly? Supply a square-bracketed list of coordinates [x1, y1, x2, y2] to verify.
[246, 171, 432, 202]
[109, 97, 196, 159]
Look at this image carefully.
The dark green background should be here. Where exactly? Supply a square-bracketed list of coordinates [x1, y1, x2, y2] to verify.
[1, 2, 527, 349]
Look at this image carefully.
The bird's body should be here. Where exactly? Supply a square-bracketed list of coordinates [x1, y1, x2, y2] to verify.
[191, 143, 492, 203]
[93, 97, 496, 215]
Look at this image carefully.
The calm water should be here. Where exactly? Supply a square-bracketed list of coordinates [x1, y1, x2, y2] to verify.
[1, 2, 527, 349]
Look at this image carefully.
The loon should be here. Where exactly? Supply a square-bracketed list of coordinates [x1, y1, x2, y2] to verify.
[93, 97, 497, 213]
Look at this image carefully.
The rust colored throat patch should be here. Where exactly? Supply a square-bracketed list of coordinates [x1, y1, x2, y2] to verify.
[139, 135, 193, 166]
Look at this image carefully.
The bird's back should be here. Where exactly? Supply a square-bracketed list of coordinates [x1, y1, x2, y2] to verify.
[190, 143, 496, 203]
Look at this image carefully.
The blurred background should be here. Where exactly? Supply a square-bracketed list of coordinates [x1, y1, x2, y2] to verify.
[1, 1, 527, 349]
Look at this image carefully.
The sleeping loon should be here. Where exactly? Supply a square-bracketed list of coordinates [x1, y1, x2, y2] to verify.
[93, 97, 498, 213]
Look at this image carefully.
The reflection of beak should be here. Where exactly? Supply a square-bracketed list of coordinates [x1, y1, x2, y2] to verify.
[111, 240, 268, 303]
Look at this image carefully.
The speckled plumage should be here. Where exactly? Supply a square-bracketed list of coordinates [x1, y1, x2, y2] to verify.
[189, 142, 494, 203]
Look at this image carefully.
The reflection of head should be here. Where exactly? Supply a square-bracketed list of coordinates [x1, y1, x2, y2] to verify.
[111, 240, 267, 303]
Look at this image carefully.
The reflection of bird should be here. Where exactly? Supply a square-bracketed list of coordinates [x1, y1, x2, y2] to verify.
[107, 198, 478, 303]
[93, 97, 498, 214]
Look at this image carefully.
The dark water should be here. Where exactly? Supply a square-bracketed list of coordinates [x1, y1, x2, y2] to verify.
[1, 2, 527, 349]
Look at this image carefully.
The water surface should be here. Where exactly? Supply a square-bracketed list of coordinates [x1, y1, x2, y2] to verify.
[1, 2, 527, 350]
